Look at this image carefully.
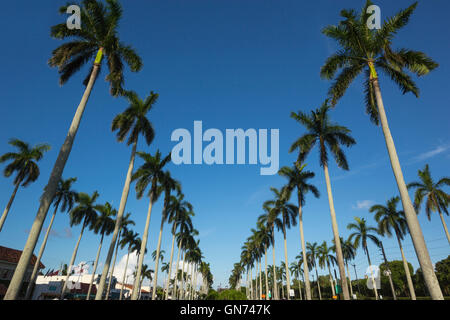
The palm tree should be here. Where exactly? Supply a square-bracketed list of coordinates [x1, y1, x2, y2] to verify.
[86, 202, 116, 300]
[318, 241, 337, 297]
[290, 101, 355, 300]
[290, 262, 303, 300]
[265, 187, 297, 300]
[279, 162, 319, 300]
[307, 242, 322, 300]
[331, 237, 356, 299]
[0, 139, 50, 232]
[256, 218, 273, 300]
[25, 177, 78, 299]
[408, 164, 450, 245]
[131, 150, 171, 300]
[138, 264, 153, 299]
[166, 198, 193, 299]
[96, 91, 157, 299]
[105, 212, 135, 299]
[61, 191, 100, 298]
[118, 230, 138, 300]
[4, 1, 142, 299]
[257, 204, 279, 299]
[164, 195, 193, 299]
[320, 0, 441, 299]
[370, 196, 416, 299]
[152, 171, 180, 300]
[347, 217, 381, 299]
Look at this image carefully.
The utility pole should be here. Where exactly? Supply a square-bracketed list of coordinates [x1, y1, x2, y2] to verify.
[379, 242, 397, 300]
[351, 263, 361, 297]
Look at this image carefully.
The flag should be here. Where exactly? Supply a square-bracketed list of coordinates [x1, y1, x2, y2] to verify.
[48, 269, 60, 276]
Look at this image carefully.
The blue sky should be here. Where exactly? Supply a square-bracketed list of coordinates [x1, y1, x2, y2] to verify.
[0, 0, 449, 289]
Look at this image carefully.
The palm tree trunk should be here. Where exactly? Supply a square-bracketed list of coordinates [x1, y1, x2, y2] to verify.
[61, 220, 86, 299]
[282, 217, 291, 300]
[250, 267, 254, 300]
[4, 52, 103, 300]
[298, 202, 311, 300]
[437, 210, 450, 245]
[25, 204, 58, 299]
[345, 262, 354, 299]
[173, 240, 182, 300]
[180, 251, 186, 299]
[295, 277, 303, 300]
[315, 262, 322, 300]
[327, 263, 336, 296]
[259, 257, 263, 300]
[271, 230, 278, 300]
[264, 245, 269, 300]
[87, 233, 104, 300]
[119, 248, 131, 300]
[396, 235, 416, 300]
[96, 140, 138, 300]
[165, 230, 177, 300]
[152, 217, 166, 300]
[365, 248, 379, 300]
[106, 228, 122, 300]
[371, 75, 443, 300]
[322, 163, 350, 300]
[131, 191, 154, 300]
[0, 181, 21, 233]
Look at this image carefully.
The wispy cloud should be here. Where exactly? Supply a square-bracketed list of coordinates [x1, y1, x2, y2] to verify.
[409, 144, 450, 163]
[50, 227, 72, 239]
[352, 200, 374, 210]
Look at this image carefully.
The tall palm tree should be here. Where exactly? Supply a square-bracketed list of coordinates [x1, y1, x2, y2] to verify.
[347, 217, 380, 299]
[307, 242, 322, 300]
[0, 139, 50, 232]
[279, 162, 319, 300]
[296, 252, 313, 299]
[118, 230, 138, 300]
[290, 101, 355, 300]
[166, 199, 193, 299]
[331, 236, 356, 299]
[318, 241, 337, 297]
[370, 196, 416, 299]
[105, 212, 135, 299]
[25, 177, 78, 299]
[87, 202, 116, 300]
[96, 91, 158, 299]
[164, 195, 193, 299]
[290, 262, 303, 300]
[320, 0, 442, 299]
[265, 187, 298, 300]
[130, 150, 171, 300]
[4, 1, 142, 299]
[408, 164, 450, 245]
[256, 218, 273, 300]
[152, 171, 180, 300]
[61, 191, 100, 298]
[257, 204, 279, 300]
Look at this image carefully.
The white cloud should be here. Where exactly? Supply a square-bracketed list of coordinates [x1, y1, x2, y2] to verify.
[352, 200, 374, 210]
[409, 144, 450, 163]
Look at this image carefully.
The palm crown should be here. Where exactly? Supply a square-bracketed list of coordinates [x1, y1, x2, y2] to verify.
[407, 164, 449, 220]
[279, 163, 320, 206]
[111, 91, 158, 146]
[320, 0, 438, 123]
[0, 139, 50, 186]
[290, 100, 356, 170]
[53, 177, 79, 213]
[49, 0, 142, 94]
[347, 217, 380, 255]
[370, 196, 408, 240]
[69, 191, 100, 228]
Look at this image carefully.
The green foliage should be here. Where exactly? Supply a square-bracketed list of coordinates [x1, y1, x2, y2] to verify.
[435, 255, 450, 296]
[218, 289, 247, 300]
[205, 289, 219, 300]
[379, 260, 414, 297]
